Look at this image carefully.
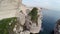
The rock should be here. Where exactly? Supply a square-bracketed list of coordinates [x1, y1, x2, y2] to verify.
[15, 25, 17, 27]
[9, 23, 12, 25]
[17, 12, 25, 25]
[13, 7, 42, 34]
[29, 8, 42, 33]
[23, 31, 30, 34]
[13, 27, 16, 32]
[20, 31, 30, 34]
[0, 0, 22, 20]
[20, 32, 23, 34]
[19, 26, 23, 32]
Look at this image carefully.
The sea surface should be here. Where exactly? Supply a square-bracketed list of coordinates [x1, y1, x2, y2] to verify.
[39, 9, 60, 34]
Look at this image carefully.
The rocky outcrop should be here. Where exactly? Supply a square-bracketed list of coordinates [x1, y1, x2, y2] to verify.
[54, 19, 60, 34]
[13, 7, 42, 34]
[0, 0, 42, 34]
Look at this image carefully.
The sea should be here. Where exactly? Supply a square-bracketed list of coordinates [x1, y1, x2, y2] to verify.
[39, 9, 60, 34]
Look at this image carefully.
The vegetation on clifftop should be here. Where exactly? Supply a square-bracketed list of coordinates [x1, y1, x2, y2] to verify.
[28, 7, 38, 25]
[0, 17, 17, 34]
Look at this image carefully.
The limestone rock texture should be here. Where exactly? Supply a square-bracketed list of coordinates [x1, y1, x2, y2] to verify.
[0, 0, 42, 34]
[0, 0, 22, 20]
[13, 7, 42, 34]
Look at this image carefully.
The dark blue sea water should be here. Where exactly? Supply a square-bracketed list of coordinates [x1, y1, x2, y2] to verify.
[39, 9, 60, 34]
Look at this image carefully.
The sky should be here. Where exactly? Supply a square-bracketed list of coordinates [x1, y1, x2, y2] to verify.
[22, 0, 60, 11]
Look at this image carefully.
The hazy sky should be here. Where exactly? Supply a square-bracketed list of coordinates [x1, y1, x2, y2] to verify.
[22, 0, 60, 11]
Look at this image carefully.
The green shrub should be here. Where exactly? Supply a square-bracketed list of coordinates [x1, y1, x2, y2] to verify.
[0, 17, 17, 34]
[28, 7, 38, 25]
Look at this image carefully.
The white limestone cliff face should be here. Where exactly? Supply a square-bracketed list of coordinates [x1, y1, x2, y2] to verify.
[13, 7, 42, 34]
[0, 0, 22, 20]
[0, 0, 42, 34]
[20, 4, 28, 16]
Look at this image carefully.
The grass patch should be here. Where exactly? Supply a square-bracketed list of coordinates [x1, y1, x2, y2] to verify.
[0, 17, 17, 34]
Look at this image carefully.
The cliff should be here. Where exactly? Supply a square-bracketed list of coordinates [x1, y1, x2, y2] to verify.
[0, 0, 22, 20]
[0, 0, 42, 34]
[13, 7, 42, 34]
